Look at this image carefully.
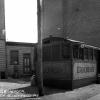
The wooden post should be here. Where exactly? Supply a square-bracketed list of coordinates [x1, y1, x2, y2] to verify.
[35, 0, 44, 96]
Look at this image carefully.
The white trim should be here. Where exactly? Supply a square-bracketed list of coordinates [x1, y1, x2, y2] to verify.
[67, 38, 100, 50]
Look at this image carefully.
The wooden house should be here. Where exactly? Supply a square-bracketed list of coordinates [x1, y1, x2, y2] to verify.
[6, 42, 36, 77]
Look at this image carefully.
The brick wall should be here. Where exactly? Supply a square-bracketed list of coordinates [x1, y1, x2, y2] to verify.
[41, 0, 65, 39]
[63, 0, 100, 47]
[42, 0, 100, 47]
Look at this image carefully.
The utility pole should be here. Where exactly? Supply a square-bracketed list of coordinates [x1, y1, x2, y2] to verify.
[35, 0, 44, 96]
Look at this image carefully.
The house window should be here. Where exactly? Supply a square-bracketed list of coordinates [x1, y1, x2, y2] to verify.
[10, 50, 19, 65]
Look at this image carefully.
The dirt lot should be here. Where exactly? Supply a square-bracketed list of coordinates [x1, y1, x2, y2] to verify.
[1, 78, 100, 100]
[0, 77, 39, 99]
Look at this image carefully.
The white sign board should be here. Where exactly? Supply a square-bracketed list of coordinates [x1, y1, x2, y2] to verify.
[73, 62, 96, 80]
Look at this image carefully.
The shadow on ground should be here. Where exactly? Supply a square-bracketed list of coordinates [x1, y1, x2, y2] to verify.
[0, 77, 31, 84]
[44, 86, 68, 95]
[13, 85, 67, 96]
[0, 77, 68, 96]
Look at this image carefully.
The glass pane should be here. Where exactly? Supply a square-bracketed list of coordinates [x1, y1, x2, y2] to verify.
[73, 46, 79, 59]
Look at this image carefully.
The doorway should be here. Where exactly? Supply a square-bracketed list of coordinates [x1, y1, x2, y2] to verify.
[23, 53, 31, 74]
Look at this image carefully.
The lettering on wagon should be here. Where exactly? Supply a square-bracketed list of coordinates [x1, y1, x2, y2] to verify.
[77, 66, 95, 73]
[73, 62, 96, 80]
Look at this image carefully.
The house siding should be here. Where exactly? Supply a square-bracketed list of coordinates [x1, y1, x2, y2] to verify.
[0, 40, 6, 71]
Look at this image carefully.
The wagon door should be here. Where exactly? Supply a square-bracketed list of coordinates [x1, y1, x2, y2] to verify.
[23, 53, 31, 74]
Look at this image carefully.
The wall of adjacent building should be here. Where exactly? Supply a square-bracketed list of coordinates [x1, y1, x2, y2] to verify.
[63, 0, 100, 47]
[0, 0, 6, 78]
[0, 40, 6, 71]
[42, 0, 100, 47]
[0, 0, 5, 39]
[41, 0, 65, 39]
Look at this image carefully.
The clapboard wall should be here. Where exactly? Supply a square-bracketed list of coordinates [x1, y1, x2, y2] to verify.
[6, 42, 35, 77]
[0, 40, 6, 71]
[0, 0, 6, 78]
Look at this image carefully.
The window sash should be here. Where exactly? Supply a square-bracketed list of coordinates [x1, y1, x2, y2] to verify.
[10, 50, 19, 65]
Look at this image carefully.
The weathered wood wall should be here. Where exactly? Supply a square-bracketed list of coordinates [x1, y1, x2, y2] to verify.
[6, 43, 35, 77]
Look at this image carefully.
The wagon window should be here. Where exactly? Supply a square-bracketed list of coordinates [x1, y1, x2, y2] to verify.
[62, 44, 70, 59]
[79, 47, 84, 60]
[73, 45, 79, 59]
[89, 48, 93, 60]
[84, 48, 88, 60]
[94, 50, 99, 60]
[10, 50, 19, 65]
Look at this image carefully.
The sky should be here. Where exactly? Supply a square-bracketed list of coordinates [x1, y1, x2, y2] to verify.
[5, 0, 38, 43]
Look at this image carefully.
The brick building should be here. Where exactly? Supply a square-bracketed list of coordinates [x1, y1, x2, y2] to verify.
[42, 0, 100, 47]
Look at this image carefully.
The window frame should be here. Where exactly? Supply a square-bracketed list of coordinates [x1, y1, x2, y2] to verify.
[84, 47, 89, 60]
[62, 43, 71, 60]
[79, 47, 84, 60]
[10, 50, 19, 65]
[73, 45, 79, 59]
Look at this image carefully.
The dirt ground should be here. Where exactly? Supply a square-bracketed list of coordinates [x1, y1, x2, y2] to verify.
[0, 77, 65, 99]
[0, 77, 39, 99]
[1, 77, 100, 100]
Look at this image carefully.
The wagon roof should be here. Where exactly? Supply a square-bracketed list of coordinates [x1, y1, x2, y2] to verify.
[67, 38, 100, 50]
[43, 36, 100, 50]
